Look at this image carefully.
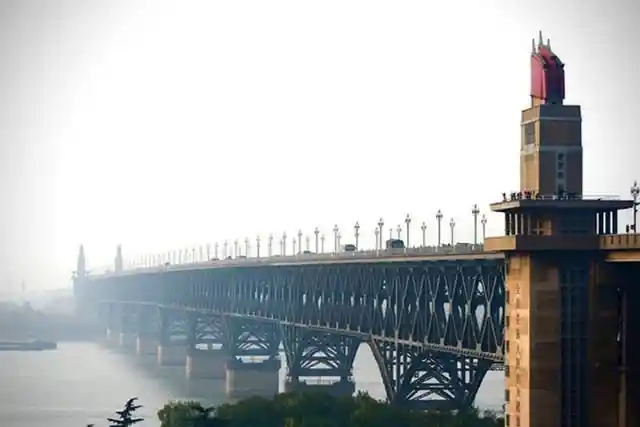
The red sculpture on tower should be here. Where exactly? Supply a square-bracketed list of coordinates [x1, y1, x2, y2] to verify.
[530, 31, 565, 105]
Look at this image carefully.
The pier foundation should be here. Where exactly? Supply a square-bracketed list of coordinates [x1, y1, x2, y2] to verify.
[226, 358, 281, 399]
[284, 378, 355, 397]
[157, 344, 187, 366]
[185, 348, 228, 379]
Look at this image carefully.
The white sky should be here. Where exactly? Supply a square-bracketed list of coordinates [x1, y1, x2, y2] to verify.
[1, 0, 638, 293]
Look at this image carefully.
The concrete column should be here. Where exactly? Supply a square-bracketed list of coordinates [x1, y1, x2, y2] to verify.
[226, 358, 281, 399]
[283, 378, 355, 397]
[136, 336, 158, 356]
[157, 344, 187, 366]
[186, 348, 228, 379]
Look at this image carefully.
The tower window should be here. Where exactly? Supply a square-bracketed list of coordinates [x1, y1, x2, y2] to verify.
[524, 123, 536, 145]
[557, 171, 564, 179]
[557, 152, 565, 161]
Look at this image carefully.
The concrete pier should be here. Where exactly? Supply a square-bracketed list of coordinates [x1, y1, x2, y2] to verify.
[118, 332, 137, 349]
[157, 344, 187, 366]
[226, 358, 281, 399]
[104, 328, 119, 347]
[284, 378, 355, 396]
[136, 336, 158, 356]
[185, 349, 228, 379]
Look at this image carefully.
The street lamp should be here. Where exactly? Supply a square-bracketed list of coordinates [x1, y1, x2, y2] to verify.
[374, 228, 380, 251]
[450, 218, 456, 247]
[472, 204, 480, 246]
[234, 239, 239, 258]
[305, 235, 310, 252]
[405, 214, 411, 248]
[631, 181, 640, 232]
[282, 232, 287, 256]
[354, 221, 360, 250]
[244, 237, 250, 257]
[214, 242, 219, 259]
[396, 224, 402, 240]
[206, 244, 211, 260]
[436, 210, 443, 248]
[292, 237, 297, 255]
[314, 227, 320, 253]
[481, 214, 487, 242]
[377, 218, 384, 251]
[256, 235, 261, 258]
[297, 230, 303, 255]
[268, 234, 273, 257]
[192, 248, 196, 263]
[337, 232, 342, 252]
[321, 233, 326, 253]
[420, 221, 427, 247]
[333, 224, 339, 253]
[223, 240, 228, 259]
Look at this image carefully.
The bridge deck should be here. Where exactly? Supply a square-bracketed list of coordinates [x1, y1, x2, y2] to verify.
[89, 247, 504, 278]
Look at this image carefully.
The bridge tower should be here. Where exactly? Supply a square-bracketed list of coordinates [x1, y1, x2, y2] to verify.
[486, 32, 633, 427]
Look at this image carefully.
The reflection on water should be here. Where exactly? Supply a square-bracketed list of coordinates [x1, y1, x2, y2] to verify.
[0, 342, 503, 427]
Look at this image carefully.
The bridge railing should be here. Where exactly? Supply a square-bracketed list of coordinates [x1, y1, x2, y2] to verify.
[85, 243, 488, 276]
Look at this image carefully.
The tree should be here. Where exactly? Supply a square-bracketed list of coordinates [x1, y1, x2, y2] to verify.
[107, 397, 144, 427]
[158, 400, 228, 427]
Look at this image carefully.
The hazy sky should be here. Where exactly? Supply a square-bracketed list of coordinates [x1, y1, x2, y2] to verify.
[1, 0, 638, 292]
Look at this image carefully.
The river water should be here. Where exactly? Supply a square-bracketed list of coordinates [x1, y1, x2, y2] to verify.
[0, 342, 503, 427]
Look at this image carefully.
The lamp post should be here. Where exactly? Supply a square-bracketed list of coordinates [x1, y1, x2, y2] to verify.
[305, 235, 310, 252]
[354, 221, 360, 250]
[436, 210, 443, 248]
[420, 221, 427, 247]
[223, 240, 228, 259]
[244, 237, 250, 257]
[631, 181, 639, 232]
[405, 214, 411, 248]
[377, 218, 384, 251]
[337, 232, 342, 252]
[472, 204, 480, 246]
[321, 233, 325, 253]
[396, 224, 402, 240]
[292, 238, 297, 256]
[282, 232, 287, 256]
[297, 230, 303, 255]
[268, 234, 273, 257]
[234, 239, 239, 258]
[450, 218, 456, 247]
[481, 214, 487, 242]
[374, 228, 380, 251]
[333, 224, 339, 253]
[314, 227, 319, 253]
[206, 244, 211, 260]
[192, 248, 196, 263]
[256, 235, 261, 258]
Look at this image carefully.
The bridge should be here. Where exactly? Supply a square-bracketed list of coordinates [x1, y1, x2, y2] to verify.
[74, 34, 640, 427]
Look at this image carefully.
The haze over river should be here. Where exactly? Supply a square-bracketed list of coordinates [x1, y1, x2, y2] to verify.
[0, 342, 503, 427]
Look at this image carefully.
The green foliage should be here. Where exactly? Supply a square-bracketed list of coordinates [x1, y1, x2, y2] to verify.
[96, 393, 503, 427]
[107, 397, 144, 427]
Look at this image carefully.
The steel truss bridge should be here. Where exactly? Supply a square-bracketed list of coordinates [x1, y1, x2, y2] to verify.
[78, 247, 506, 410]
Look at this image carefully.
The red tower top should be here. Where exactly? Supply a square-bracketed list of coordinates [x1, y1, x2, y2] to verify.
[530, 31, 565, 105]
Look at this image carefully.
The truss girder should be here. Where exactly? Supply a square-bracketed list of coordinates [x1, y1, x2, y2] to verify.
[369, 340, 492, 410]
[225, 318, 281, 359]
[89, 259, 505, 360]
[186, 312, 225, 347]
[282, 326, 360, 380]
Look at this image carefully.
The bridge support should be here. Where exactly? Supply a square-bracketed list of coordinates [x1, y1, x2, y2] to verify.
[135, 306, 159, 356]
[370, 341, 490, 410]
[157, 309, 188, 366]
[618, 268, 640, 427]
[185, 313, 228, 379]
[225, 319, 281, 398]
[282, 327, 358, 397]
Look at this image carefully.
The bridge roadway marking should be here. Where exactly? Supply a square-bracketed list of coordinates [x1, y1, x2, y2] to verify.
[92, 250, 506, 278]
[101, 300, 505, 363]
